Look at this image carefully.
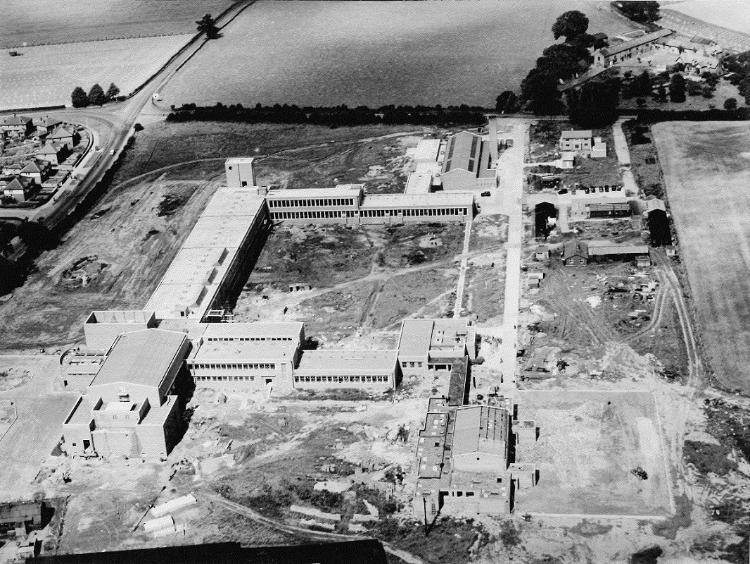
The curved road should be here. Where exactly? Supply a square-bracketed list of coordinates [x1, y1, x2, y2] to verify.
[3, 1, 255, 231]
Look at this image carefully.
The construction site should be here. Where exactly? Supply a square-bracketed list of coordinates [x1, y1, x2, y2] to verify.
[1, 115, 749, 564]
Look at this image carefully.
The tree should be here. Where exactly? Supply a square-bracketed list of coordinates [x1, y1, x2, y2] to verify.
[196, 14, 220, 39]
[687, 80, 702, 96]
[741, 76, 750, 105]
[88, 83, 106, 106]
[552, 10, 589, 41]
[567, 77, 621, 127]
[634, 71, 652, 96]
[71, 86, 88, 108]
[702, 85, 714, 98]
[724, 97, 738, 110]
[669, 74, 686, 103]
[495, 91, 519, 114]
[521, 68, 564, 115]
[617, 1, 660, 23]
[106, 83, 120, 100]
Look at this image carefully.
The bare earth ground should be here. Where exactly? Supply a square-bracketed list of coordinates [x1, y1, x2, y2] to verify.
[516, 390, 671, 517]
[0, 35, 192, 110]
[652, 121, 750, 393]
[1, 0, 232, 48]
[0, 176, 219, 350]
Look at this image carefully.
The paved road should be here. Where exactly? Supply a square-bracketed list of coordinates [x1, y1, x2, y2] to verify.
[495, 119, 529, 386]
[453, 219, 473, 317]
[613, 117, 639, 195]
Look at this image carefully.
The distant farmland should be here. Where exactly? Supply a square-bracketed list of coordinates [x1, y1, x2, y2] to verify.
[0, 35, 192, 110]
[1, 0, 233, 48]
[653, 122, 750, 393]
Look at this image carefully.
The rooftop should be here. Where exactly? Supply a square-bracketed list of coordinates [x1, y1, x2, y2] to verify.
[296, 349, 397, 372]
[599, 28, 672, 57]
[442, 131, 483, 175]
[192, 339, 297, 361]
[452, 405, 509, 457]
[201, 321, 304, 340]
[585, 240, 649, 256]
[361, 191, 474, 209]
[398, 319, 435, 358]
[86, 310, 155, 325]
[561, 129, 593, 139]
[90, 329, 187, 389]
[410, 139, 441, 162]
[266, 186, 363, 200]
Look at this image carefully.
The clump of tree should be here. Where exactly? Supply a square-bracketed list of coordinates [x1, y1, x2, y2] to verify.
[71, 86, 88, 108]
[614, 1, 660, 24]
[622, 70, 652, 99]
[520, 10, 596, 114]
[724, 97, 738, 110]
[70, 82, 121, 108]
[567, 77, 621, 126]
[669, 73, 686, 103]
[495, 90, 519, 114]
[722, 50, 750, 105]
[196, 14, 220, 39]
[88, 83, 106, 106]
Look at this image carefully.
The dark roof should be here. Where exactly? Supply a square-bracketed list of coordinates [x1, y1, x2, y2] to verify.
[28, 540, 388, 564]
[20, 160, 49, 174]
[0, 501, 41, 524]
[37, 142, 63, 154]
[599, 29, 672, 57]
[561, 129, 592, 139]
[1, 115, 32, 126]
[5, 176, 33, 191]
[448, 356, 469, 407]
[47, 126, 74, 139]
[562, 240, 586, 260]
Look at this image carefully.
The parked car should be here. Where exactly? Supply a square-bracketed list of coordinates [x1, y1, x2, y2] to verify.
[480, 191, 491, 197]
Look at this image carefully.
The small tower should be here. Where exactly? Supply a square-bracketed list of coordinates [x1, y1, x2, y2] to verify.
[225, 157, 256, 188]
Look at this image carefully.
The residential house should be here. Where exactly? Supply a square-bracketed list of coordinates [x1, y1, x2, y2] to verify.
[562, 240, 587, 266]
[0, 115, 34, 138]
[593, 29, 673, 67]
[2, 176, 38, 203]
[36, 142, 66, 165]
[559, 151, 577, 169]
[19, 160, 52, 184]
[47, 126, 78, 149]
[35, 116, 63, 134]
[559, 130, 593, 154]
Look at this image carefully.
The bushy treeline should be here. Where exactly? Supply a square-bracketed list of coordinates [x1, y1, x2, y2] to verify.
[721, 51, 750, 105]
[611, 1, 660, 24]
[622, 106, 750, 121]
[165, 102, 492, 127]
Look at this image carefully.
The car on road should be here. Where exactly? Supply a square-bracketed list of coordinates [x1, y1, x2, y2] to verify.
[109, 149, 115, 155]
[481, 191, 491, 197]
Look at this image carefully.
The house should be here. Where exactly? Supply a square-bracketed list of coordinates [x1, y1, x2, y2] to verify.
[0, 501, 42, 534]
[562, 240, 587, 266]
[534, 246, 550, 261]
[559, 130, 593, 154]
[1, 162, 25, 176]
[35, 116, 62, 134]
[19, 159, 52, 184]
[2, 176, 38, 203]
[593, 28, 673, 67]
[440, 131, 496, 191]
[591, 137, 607, 159]
[47, 126, 78, 149]
[36, 142, 66, 165]
[0, 114, 34, 138]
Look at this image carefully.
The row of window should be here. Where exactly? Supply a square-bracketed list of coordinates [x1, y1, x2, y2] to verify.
[268, 198, 356, 208]
[359, 208, 467, 218]
[401, 361, 424, 368]
[272, 210, 350, 220]
[294, 375, 389, 383]
[190, 362, 276, 370]
[205, 336, 294, 342]
[195, 375, 262, 381]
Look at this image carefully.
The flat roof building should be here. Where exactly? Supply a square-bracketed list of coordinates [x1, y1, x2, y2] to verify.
[397, 318, 476, 376]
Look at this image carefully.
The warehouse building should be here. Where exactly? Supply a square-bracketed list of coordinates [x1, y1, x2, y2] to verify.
[61, 329, 190, 461]
[293, 349, 399, 392]
[593, 28, 673, 67]
[397, 318, 476, 377]
[145, 187, 269, 321]
[440, 131, 496, 192]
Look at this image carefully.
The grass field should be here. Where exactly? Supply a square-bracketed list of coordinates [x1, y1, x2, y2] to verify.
[2, 0, 232, 48]
[652, 121, 750, 393]
[515, 390, 672, 516]
[157, 0, 640, 107]
[0, 35, 191, 110]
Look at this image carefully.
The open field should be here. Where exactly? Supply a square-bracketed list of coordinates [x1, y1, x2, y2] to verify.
[662, 1, 750, 35]
[1, 0, 232, 48]
[108, 122, 427, 185]
[0, 35, 192, 110]
[652, 121, 750, 393]
[515, 390, 672, 516]
[158, 0, 640, 107]
[0, 177, 220, 350]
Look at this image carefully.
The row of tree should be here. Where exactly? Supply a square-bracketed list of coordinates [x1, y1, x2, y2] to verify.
[612, 1, 660, 24]
[166, 102, 492, 127]
[71, 83, 120, 108]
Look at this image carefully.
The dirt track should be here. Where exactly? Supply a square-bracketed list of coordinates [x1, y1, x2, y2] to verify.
[652, 121, 750, 393]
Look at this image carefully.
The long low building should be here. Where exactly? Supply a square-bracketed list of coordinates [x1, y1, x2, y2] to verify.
[145, 187, 268, 321]
[266, 185, 475, 225]
[397, 318, 477, 377]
